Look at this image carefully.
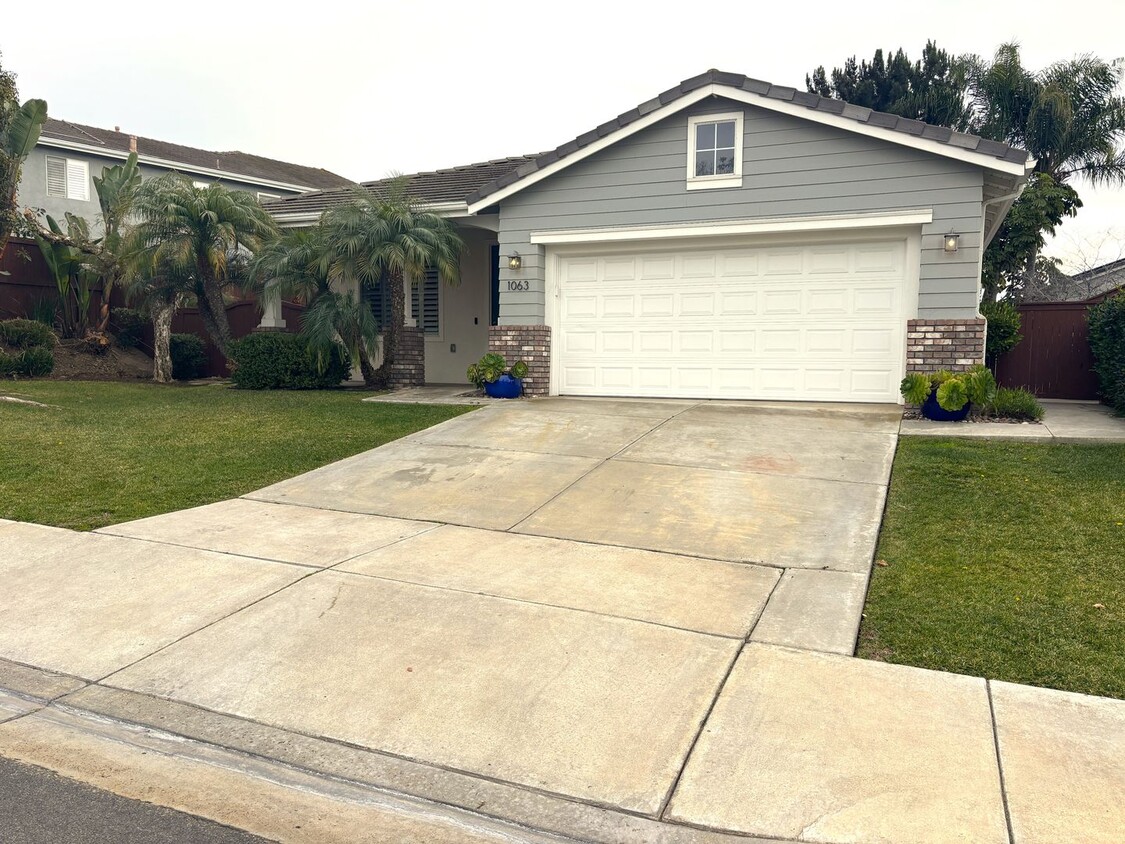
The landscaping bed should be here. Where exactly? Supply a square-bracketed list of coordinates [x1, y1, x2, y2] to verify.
[0, 381, 473, 530]
[860, 438, 1125, 699]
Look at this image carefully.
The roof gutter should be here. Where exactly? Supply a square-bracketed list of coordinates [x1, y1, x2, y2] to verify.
[38, 136, 326, 194]
[981, 169, 1033, 248]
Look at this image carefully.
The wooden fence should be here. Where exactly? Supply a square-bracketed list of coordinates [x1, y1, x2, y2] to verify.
[995, 302, 1100, 400]
[2, 238, 303, 377]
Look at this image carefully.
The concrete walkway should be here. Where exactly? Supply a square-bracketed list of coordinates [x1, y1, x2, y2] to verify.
[902, 398, 1125, 442]
[1, 398, 1122, 843]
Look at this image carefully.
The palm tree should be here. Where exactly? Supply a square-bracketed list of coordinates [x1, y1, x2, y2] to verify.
[332, 186, 462, 387]
[970, 44, 1125, 294]
[124, 267, 191, 383]
[249, 223, 381, 381]
[129, 174, 278, 355]
[971, 45, 1125, 186]
[250, 186, 461, 387]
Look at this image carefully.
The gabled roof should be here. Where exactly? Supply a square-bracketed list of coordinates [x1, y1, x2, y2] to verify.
[263, 156, 537, 218]
[39, 118, 354, 192]
[465, 69, 1032, 211]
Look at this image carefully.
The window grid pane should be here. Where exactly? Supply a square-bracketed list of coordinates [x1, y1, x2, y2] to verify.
[692, 119, 738, 178]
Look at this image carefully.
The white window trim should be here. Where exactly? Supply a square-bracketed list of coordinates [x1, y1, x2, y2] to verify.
[686, 111, 743, 190]
[45, 155, 90, 201]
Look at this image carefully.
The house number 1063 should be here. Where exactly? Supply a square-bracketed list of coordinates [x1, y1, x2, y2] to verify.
[506, 280, 530, 292]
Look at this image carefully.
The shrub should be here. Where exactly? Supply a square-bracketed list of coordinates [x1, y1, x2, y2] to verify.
[110, 307, 146, 349]
[0, 318, 56, 349]
[16, 346, 54, 377]
[982, 387, 1045, 421]
[228, 332, 350, 390]
[1088, 295, 1125, 415]
[900, 365, 997, 411]
[25, 297, 58, 328]
[467, 352, 528, 388]
[980, 299, 1023, 360]
[170, 333, 208, 381]
[0, 352, 18, 377]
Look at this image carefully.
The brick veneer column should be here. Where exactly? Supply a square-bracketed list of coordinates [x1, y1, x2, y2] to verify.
[387, 326, 425, 387]
[906, 318, 986, 372]
[488, 325, 551, 397]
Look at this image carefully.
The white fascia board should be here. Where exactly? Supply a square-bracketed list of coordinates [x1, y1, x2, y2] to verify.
[37, 136, 322, 193]
[269, 201, 470, 228]
[530, 209, 934, 245]
[467, 82, 1031, 213]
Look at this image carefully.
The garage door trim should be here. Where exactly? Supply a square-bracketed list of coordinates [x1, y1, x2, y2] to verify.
[544, 226, 923, 402]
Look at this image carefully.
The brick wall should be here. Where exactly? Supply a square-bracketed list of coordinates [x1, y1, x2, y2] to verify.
[388, 327, 425, 387]
[488, 325, 551, 397]
[906, 318, 986, 373]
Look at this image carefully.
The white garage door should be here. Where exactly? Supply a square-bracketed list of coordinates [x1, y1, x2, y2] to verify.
[555, 238, 909, 402]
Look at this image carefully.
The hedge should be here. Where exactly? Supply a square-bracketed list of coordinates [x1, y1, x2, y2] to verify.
[228, 332, 350, 390]
[0, 318, 56, 350]
[1088, 295, 1125, 414]
[170, 333, 207, 381]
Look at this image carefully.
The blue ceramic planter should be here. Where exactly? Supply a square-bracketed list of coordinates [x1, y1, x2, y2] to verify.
[921, 388, 970, 421]
[484, 374, 523, 399]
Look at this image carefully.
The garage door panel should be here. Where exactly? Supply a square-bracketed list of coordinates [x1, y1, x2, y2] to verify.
[556, 239, 907, 402]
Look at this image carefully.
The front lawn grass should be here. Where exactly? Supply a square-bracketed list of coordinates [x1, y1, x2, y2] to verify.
[860, 438, 1125, 699]
[0, 381, 473, 530]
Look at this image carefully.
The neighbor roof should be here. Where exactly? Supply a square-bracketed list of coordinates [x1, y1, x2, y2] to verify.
[466, 69, 1031, 207]
[1074, 257, 1125, 300]
[39, 118, 354, 191]
[263, 156, 538, 218]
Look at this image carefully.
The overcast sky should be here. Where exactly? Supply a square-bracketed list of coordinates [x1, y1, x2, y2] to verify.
[6, 0, 1124, 270]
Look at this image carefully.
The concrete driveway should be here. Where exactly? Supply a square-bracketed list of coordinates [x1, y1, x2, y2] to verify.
[2, 398, 1122, 844]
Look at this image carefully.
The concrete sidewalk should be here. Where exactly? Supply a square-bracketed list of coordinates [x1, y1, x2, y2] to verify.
[901, 399, 1125, 442]
[1, 399, 1123, 843]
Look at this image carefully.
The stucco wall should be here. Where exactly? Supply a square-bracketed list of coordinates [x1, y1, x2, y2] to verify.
[496, 97, 988, 323]
[422, 225, 494, 384]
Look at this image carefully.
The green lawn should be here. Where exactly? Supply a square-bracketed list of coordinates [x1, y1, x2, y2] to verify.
[860, 438, 1125, 699]
[0, 381, 473, 530]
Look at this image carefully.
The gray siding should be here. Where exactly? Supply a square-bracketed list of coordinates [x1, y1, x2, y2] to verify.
[19, 147, 303, 232]
[497, 98, 986, 323]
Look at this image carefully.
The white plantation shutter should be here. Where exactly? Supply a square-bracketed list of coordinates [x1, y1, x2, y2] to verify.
[411, 268, 440, 334]
[66, 160, 89, 201]
[45, 157, 67, 196]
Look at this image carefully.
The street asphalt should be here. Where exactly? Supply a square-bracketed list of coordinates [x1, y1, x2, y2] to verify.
[0, 755, 269, 844]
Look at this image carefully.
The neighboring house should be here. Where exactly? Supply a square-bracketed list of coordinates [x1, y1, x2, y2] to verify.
[22, 118, 354, 227]
[266, 69, 1032, 402]
[1026, 258, 1125, 303]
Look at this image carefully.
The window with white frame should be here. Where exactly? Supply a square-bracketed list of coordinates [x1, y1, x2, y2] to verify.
[45, 156, 90, 201]
[686, 112, 743, 190]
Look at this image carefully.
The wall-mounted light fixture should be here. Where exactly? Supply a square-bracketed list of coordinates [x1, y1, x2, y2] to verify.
[508, 252, 522, 270]
[943, 233, 960, 253]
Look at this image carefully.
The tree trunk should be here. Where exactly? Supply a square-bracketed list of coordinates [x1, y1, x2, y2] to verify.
[372, 268, 404, 386]
[152, 298, 177, 383]
[195, 279, 233, 356]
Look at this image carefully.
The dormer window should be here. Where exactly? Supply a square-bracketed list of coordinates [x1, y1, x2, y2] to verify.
[686, 112, 743, 190]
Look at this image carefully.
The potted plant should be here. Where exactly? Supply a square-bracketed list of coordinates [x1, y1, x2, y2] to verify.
[900, 365, 997, 421]
[467, 353, 530, 399]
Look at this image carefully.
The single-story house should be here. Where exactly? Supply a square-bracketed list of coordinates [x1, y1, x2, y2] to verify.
[266, 69, 1033, 403]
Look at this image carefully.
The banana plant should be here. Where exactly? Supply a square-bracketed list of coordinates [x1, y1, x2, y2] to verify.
[0, 98, 48, 262]
[34, 214, 91, 339]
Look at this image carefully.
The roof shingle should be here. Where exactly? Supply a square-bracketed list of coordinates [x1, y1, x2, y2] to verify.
[40, 118, 354, 191]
